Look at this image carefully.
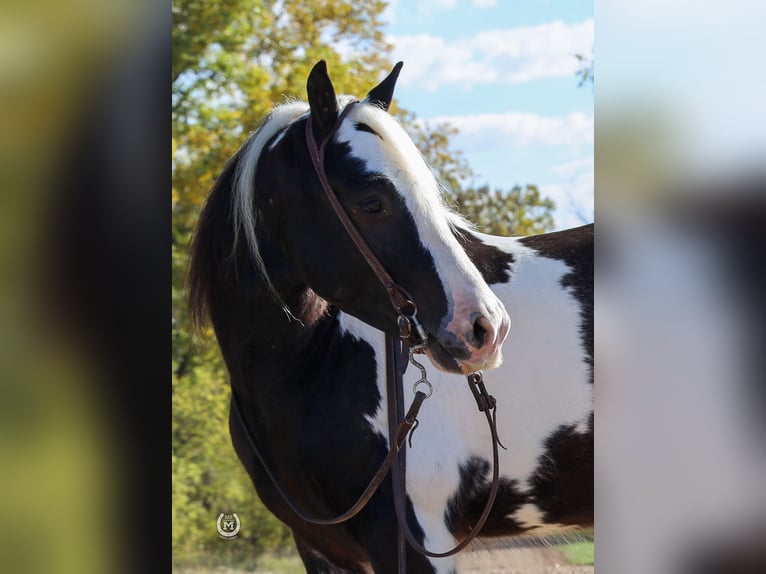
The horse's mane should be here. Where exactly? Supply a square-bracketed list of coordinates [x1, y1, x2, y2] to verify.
[231, 102, 311, 284]
[188, 102, 309, 329]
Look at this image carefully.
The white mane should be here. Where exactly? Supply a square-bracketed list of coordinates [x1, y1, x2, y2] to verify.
[232, 101, 309, 285]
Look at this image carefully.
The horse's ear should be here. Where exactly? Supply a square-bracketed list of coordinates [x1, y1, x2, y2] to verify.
[307, 60, 339, 141]
[365, 62, 404, 111]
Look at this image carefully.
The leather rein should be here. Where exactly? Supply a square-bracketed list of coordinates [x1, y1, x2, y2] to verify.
[231, 102, 503, 569]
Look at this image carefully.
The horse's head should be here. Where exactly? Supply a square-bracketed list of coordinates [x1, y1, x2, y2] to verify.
[236, 61, 509, 374]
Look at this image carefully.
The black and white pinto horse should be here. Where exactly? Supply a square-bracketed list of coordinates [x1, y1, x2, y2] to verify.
[190, 61, 593, 573]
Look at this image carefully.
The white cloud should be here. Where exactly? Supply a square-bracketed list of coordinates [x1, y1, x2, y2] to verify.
[417, 113, 593, 230]
[473, 0, 497, 7]
[419, 112, 593, 230]
[428, 111, 593, 148]
[390, 19, 593, 89]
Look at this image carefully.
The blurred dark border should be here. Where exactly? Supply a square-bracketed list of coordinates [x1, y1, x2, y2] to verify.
[44, 4, 171, 572]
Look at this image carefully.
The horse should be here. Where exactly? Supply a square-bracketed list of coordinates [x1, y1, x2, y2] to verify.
[189, 60, 593, 574]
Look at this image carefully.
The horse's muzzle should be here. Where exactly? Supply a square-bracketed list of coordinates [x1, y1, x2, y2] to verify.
[428, 310, 510, 374]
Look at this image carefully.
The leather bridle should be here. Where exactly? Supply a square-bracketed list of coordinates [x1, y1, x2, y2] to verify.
[304, 102, 426, 342]
[231, 102, 504, 571]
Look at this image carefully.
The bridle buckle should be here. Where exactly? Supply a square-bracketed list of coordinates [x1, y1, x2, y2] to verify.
[397, 314, 412, 339]
[397, 300, 428, 344]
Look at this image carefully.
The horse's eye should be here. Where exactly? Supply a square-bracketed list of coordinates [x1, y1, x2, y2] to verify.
[361, 199, 384, 214]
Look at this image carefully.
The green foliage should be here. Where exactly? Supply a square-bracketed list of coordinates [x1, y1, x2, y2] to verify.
[450, 184, 555, 237]
[559, 541, 595, 566]
[173, 366, 293, 567]
[172, 0, 557, 567]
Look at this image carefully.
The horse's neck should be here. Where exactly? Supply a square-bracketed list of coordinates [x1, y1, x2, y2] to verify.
[213, 270, 338, 411]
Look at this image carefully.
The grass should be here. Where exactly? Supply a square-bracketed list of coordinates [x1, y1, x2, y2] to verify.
[174, 542, 595, 572]
[251, 554, 304, 574]
[173, 552, 303, 574]
[558, 541, 594, 566]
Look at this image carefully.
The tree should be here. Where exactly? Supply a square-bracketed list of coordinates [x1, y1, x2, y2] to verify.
[452, 184, 555, 237]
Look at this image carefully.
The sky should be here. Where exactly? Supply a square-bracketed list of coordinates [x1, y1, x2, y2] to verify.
[597, 0, 766, 175]
[380, 0, 594, 230]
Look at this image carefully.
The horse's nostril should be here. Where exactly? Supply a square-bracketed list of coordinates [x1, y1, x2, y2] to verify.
[472, 316, 493, 349]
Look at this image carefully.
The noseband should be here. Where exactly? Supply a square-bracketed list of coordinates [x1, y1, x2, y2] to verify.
[232, 102, 503, 572]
